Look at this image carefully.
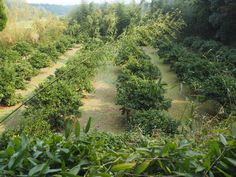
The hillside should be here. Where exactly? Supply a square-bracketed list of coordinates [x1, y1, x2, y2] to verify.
[29, 3, 77, 16]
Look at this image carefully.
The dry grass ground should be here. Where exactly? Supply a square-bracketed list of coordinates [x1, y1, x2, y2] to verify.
[80, 61, 126, 133]
[0, 44, 81, 133]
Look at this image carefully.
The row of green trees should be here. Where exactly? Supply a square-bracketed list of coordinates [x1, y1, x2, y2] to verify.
[0, 36, 75, 106]
[68, 2, 142, 38]
[18, 38, 111, 136]
[156, 36, 236, 115]
[115, 37, 179, 135]
[112, 9, 185, 135]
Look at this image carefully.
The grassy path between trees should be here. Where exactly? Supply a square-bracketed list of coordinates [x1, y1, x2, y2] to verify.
[143, 47, 193, 120]
[0, 44, 81, 132]
[80, 61, 126, 133]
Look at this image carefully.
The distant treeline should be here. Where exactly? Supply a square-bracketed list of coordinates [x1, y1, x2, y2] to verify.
[29, 3, 77, 16]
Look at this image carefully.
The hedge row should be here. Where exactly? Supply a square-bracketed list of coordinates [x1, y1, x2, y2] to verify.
[21, 39, 107, 133]
[183, 36, 236, 69]
[116, 38, 179, 135]
[157, 38, 236, 115]
[0, 35, 75, 106]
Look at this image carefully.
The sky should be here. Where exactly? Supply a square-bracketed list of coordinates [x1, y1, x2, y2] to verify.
[27, 0, 133, 5]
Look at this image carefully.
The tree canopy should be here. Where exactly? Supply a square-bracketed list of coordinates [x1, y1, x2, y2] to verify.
[0, 0, 7, 31]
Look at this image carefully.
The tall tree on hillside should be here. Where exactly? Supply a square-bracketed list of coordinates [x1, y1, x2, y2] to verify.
[0, 0, 7, 31]
[115, 3, 131, 36]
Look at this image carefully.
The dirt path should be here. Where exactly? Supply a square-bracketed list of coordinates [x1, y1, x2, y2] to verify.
[143, 47, 192, 120]
[80, 61, 126, 133]
[0, 44, 80, 132]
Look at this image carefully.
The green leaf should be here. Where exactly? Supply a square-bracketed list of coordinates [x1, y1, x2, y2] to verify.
[69, 160, 89, 175]
[84, 117, 92, 133]
[65, 120, 73, 139]
[231, 122, 236, 138]
[28, 163, 48, 176]
[69, 165, 81, 175]
[225, 157, 236, 167]
[100, 173, 112, 177]
[209, 171, 214, 177]
[111, 162, 136, 171]
[219, 134, 227, 146]
[75, 121, 81, 138]
[216, 167, 231, 177]
[135, 160, 151, 174]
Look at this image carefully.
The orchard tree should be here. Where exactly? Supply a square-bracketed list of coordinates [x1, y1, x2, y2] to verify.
[0, 0, 7, 31]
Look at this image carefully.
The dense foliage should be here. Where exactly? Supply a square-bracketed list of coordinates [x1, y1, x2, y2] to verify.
[0, 122, 236, 177]
[157, 37, 236, 115]
[0, 0, 7, 31]
[23, 40, 109, 131]
[0, 35, 74, 106]
[151, 0, 236, 44]
[0, 1, 235, 176]
[129, 110, 180, 135]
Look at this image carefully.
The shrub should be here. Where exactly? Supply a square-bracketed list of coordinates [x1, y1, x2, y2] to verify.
[54, 36, 74, 54]
[0, 126, 235, 177]
[0, 62, 19, 106]
[122, 56, 161, 80]
[38, 43, 59, 61]
[161, 44, 187, 67]
[182, 36, 200, 47]
[54, 40, 66, 53]
[29, 51, 52, 69]
[116, 38, 150, 65]
[0, 49, 21, 62]
[173, 55, 217, 84]
[21, 118, 52, 139]
[24, 79, 82, 130]
[12, 41, 33, 57]
[117, 75, 171, 113]
[129, 110, 180, 135]
[15, 60, 36, 89]
[200, 75, 236, 112]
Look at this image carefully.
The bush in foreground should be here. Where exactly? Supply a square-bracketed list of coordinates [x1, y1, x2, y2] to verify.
[129, 110, 180, 135]
[0, 121, 235, 177]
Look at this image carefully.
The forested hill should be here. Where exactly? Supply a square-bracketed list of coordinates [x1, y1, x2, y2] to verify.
[29, 4, 77, 16]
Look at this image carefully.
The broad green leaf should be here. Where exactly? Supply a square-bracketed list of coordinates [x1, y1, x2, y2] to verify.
[65, 120, 73, 139]
[69, 160, 89, 175]
[28, 163, 48, 176]
[195, 165, 205, 173]
[69, 164, 81, 175]
[100, 173, 112, 177]
[27, 157, 38, 166]
[111, 162, 136, 171]
[84, 117, 92, 133]
[231, 122, 236, 138]
[75, 121, 81, 138]
[216, 167, 231, 177]
[209, 171, 214, 177]
[45, 168, 61, 174]
[8, 148, 27, 169]
[219, 134, 227, 146]
[225, 157, 236, 167]
[135, 160, 151, 174]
